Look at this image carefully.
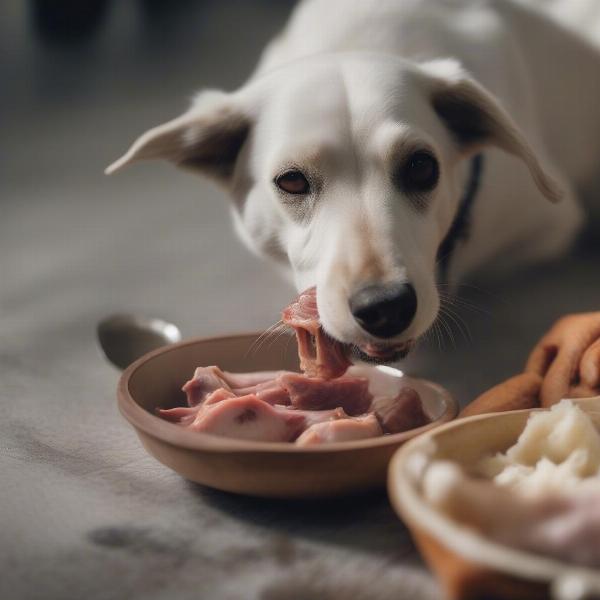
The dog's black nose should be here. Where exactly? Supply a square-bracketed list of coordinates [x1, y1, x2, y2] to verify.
[349, 282, 417, 338]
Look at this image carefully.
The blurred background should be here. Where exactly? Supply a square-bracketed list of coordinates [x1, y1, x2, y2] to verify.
[3, 0, 296, 351]
[2, 2, 599, 599]
[3, 0, 599, 399]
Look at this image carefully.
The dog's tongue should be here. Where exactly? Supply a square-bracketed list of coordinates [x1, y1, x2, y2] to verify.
[282, 287, 350, 379]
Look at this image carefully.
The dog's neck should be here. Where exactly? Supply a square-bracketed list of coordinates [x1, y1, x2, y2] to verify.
[436, 154, 485, 284]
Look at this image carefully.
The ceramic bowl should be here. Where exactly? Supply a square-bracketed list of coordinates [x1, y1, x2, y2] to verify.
[388, 397, 600, 600]
[117, 332, 458, 498]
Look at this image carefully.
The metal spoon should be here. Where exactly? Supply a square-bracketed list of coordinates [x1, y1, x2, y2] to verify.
[97, 313, 182, 370]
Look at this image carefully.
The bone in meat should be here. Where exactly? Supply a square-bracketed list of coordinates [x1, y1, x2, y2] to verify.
[282, 287, 350, 379]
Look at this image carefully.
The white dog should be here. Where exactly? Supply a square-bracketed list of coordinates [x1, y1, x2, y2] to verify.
[107, 0, 600, 363]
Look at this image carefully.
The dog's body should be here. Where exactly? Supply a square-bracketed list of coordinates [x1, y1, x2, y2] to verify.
[254, 0, 600, 271]
[109, 0, 600, 361]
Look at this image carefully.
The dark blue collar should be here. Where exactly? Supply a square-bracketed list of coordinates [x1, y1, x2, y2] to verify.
[436, 153, 484, 283]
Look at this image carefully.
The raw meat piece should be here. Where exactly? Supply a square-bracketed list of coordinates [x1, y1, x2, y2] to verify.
[232, 378, 291, 406]
[156, 386, 236, 423]
[282, 287, 350, 379]
[279, 372, 371, 416]
[162, 396, 347, 435]
[371, 387, 430, 433]
[254, 384, 291, 406]
[157, 405, 202, 426]
[182, 366, 231, 406]
[187, 395, 306, 442]
[296, 414, 383, 446]
[297, 406, 348, 428]
[159, 288, 431, 444]
[204, 388, 237, 406]
[223, 370, 287, 388]
[183, 368, 293, 408]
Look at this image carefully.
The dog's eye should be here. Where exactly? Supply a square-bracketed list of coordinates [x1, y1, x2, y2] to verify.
[400, 152, 439, 192]
[275, 170, 310, 195]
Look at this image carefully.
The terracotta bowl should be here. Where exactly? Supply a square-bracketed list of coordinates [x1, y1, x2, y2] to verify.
[388, 398, 600, 600]
[117, 332, 458, 498]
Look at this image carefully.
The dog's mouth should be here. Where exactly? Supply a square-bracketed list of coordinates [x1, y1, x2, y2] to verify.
[282, 287, 415, 376]
[350, 339, 415, 364]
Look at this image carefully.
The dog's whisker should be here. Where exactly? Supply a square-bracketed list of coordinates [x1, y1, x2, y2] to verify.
[440, 304, 472, 345]
[420, 320, 442, 353]
[443, 314, 457, 349]
[431, 318, 443, 351]
[435, 310, 455, 350]
[437, 288, 493, 317]
[265, 325, 294, 350]
[437, 282, 505, 305]
[262, 325, 291, 349]
[438, 292, 490, 315]
[439, 294, 473, 343]
[438, 314, 450, 351]
[245, 320, 286, 357]
[443, 306, 464, 349]
[248, 322, 283, 355]
[439, 321, 447, 350]
[284, 330, 295, 356]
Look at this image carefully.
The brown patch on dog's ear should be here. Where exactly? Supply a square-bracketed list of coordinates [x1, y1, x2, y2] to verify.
[422, 59, 563, 203]
[432, 89, 491, 147]
[177, 110, 250, 180]
[105, 91, 251, 187]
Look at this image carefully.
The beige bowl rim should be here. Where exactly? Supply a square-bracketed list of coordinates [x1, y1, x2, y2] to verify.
[387, 405, 600, 595]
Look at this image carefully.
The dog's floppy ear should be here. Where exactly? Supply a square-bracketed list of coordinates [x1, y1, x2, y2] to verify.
[105, 90, 251, 186]
[421, 59, 562, 202]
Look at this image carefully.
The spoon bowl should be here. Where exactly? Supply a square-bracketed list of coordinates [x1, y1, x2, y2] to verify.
[98, 313, 182, 370]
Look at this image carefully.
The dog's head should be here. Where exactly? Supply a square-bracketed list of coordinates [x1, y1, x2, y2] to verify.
[108, 56, 561, 362]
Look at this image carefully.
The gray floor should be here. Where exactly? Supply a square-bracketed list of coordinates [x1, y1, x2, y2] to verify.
[2, 2, 599, 599]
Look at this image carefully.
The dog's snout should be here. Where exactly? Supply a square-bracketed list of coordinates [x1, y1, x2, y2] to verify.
[349, 282, 417, 338]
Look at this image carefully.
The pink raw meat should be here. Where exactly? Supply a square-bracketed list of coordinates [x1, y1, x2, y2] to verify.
[186, 395, 305, 442]
[157, 385, 236, 422]
[223, 371, 287, 387]
[204, 388, 237, 406]
[159, 287, 430, 444]
[157, 405, 202, 425]
[182, 366, 231, 406]
[183, 368, 293, 408]
[296, 414, 383, 446]
[279, 373, 371, 416]
[372, 387, 430, 433]
[232, 378, 291, 406]
[282, 287, 350, 379]
[293, 406, 348, 427]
